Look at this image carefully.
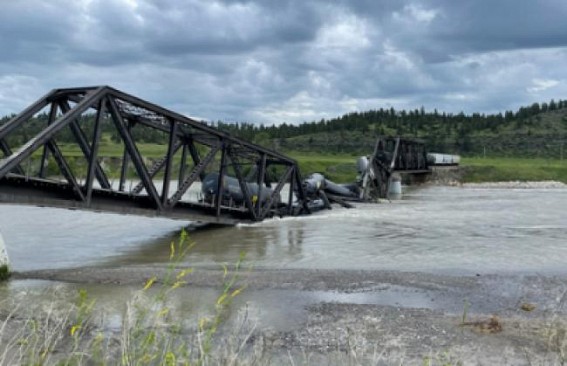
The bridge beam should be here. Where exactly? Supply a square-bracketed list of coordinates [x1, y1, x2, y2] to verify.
[107, 96, 162, 210]
[161, 119, 178, 205]
[59, 100, 111, 190]
[0, 139, 25, 175]
[228, 148, 258, 221]
[0, 86, 107, 179]
[167, 144, 220, 208]
[85, 99, 106, 205]
[256, 153, 267, 217]
[215, 143, 227, 218]
[131, 141, 183, 195]
[259, 164, 293, 220]
[0, 85, 310, 224]
[0, 88, 57, 141]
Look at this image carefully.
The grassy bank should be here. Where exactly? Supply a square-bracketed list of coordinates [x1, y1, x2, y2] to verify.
[290, 154, 567, 184]
[287, 151, 359, 183]
[461, 157, 567, 183]
[40, 142, 567, 184]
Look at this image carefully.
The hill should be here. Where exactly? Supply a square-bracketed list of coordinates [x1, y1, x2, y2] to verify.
[2, 99, 567, 159]
[216, 100, 567, 158]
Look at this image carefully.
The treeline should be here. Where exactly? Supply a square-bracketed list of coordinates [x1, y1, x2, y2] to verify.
[216, 99, 567, 139]
[215, 99, 567, 156]
[2, 99, 567, 157]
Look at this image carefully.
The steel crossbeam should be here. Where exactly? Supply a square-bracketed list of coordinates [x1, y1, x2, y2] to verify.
[361, 136, 431, 199]
[0, 85, 309, 224]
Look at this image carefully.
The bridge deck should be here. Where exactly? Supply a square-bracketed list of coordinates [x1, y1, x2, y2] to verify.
[0, 175, 251, 225]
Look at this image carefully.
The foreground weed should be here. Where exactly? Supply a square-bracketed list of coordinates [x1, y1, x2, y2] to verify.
[422, 351, 463, 366]
[0, 264, 9, 281]
[0, 229, 249, 366]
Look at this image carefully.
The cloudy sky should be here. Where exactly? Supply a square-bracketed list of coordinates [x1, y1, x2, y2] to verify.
[0, 0, 566, 124]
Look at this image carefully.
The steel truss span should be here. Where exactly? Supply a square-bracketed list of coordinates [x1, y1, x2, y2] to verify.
[0, 86, 309, 224]
[359, 136, 431, 200]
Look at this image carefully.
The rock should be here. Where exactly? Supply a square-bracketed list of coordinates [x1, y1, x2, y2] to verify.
[520, 303, 536, 312]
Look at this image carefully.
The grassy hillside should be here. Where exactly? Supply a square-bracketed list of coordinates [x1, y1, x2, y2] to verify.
[274, 108, 567, 158]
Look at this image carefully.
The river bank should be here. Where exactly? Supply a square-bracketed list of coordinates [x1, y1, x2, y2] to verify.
[3, 266, 567, 364]
[459, 157, 567, 184]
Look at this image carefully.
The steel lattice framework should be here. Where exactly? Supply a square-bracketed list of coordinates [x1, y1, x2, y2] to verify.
[0, 86, 310, 224]
[362, 136, 430, 199]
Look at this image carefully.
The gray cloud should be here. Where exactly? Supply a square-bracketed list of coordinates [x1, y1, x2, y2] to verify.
[0, 0, 566, 123]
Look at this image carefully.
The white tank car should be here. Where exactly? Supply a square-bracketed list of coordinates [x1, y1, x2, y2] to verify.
[427, 153, 460, 166]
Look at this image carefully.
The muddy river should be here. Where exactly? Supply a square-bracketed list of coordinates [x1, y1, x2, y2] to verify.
[1, 185, 566, 274]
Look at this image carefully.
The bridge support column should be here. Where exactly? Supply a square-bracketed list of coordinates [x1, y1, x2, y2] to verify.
[388, 173, 402, 199]
[0, 230, 9, 280]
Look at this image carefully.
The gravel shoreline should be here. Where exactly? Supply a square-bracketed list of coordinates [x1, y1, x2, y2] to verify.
[6, 265, 567, 364]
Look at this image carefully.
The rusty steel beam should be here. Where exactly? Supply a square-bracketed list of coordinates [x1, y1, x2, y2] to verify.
[107, 87, 296, 164]
[0, 89, 57, 140]
[227, 148, 257, 221]
[0, 87, 107, 179]
[167, 144, 220, 208]
[107, 96, 163, 210]
[85, 99, 106, 205]
[161, 119, 178, 205]
[131, 141, 183, 194]
[0, 139, 25, 175]
[0, 85, 311, 224]
[59, 100, 111, 189]
[259, 164, 293, 220]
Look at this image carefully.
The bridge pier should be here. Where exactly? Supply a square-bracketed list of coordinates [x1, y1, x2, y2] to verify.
[388, 173, 402, 199]
[0, 229, 9, 280]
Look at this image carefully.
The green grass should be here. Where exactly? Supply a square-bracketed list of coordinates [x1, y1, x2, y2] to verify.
[38, 141, 567, 184]
[288, 151, 359, 183]
[0, 264, 9, 281]
[461, 157, 567, 183]
[46, 142, 169, 158]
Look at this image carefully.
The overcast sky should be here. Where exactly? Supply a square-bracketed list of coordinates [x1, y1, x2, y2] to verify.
[1, 0, 566, 124]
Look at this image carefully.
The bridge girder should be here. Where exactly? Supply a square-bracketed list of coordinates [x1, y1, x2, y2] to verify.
[361, 136, 430, 200]
[0, 86, 309, 223]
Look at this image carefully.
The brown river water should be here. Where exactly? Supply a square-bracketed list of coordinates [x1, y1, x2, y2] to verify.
[1, 185, 567, 275]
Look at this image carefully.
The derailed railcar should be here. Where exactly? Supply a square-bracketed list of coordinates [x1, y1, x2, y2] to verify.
[427, 153, 460, 166]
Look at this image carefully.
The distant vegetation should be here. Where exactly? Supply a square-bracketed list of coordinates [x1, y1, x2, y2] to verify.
[461, 157, 567, 183]
[214, 99, 567, 158]
[2, 99, 567, 183]
[2, 99, 567, 159]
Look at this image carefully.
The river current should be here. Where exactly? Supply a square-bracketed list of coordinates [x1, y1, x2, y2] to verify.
[1, 185, 566, 275]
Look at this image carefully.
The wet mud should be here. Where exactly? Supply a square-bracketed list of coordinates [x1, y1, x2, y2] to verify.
[9, 265, 567, 364]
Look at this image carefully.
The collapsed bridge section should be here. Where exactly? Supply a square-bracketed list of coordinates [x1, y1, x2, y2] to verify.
[0, 86, 310, 224]
[358, 136, 430, 200]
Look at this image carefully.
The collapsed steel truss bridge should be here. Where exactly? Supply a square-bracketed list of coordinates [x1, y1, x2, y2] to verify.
[359, 136, 430, 200]
[0, 86, 309, 224]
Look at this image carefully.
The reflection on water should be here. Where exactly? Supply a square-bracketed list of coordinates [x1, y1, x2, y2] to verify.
[1, 186, 567, 274]
[0, 278, 455, 333]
